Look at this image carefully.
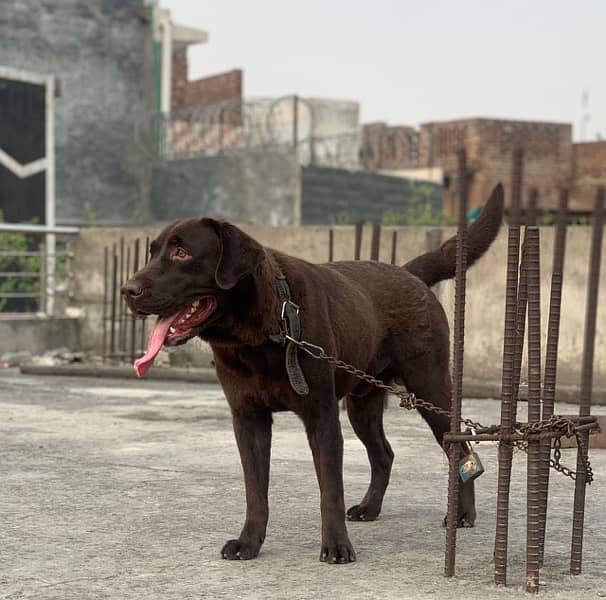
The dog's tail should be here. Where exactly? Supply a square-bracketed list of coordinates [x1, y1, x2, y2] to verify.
[404, 184, 504, 288]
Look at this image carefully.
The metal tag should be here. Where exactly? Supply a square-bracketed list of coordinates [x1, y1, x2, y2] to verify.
[458, 450, 484, 483]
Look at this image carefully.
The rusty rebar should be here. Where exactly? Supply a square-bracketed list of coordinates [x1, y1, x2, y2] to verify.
[444, 149, 468, 577]
[328, 229, 334, 262]
[390, 231, 397, 265]
[525, 226, 542, 594]
[494, 148, 524, 586]
[527, 188, 539, 226]
[370, 224, 381, 261]
[130, 239, 140, 363]
[537, 189, 568, 565]
[140, 236, 150, 355]
[443, 420, 598, 444]
[102, 246, 108, 360]
[118, 237, 125, 356]
[512, 236, 529, 412]
[109, 245, 118, 358]
[123, 244, 131, 354]
[354, 222, 363, 260]
[570, 187, 605, 575]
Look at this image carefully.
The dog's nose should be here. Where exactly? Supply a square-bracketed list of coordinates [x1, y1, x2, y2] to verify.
[121, 281, 143, 298]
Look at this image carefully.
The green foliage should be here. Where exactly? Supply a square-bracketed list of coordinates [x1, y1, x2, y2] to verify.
[0, 211, 40, 312]
[330, 213, 353, 226]
[535, 210, 590, 226]
[533, 209, 554, 226]
[329, 183, 454, 227]
[382, 182, 455, 226]
[83, 202, 97, 227]
[381, 208, 405, 226]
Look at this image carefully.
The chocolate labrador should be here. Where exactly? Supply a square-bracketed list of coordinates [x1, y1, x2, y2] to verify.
[122, 184, 504, 564]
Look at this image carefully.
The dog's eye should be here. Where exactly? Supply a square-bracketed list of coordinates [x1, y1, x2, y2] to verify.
[172, 247, 191, 261]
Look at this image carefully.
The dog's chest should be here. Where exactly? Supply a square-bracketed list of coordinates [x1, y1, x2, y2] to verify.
[220, 345, 284, 375]
[213, 345, 293, 408]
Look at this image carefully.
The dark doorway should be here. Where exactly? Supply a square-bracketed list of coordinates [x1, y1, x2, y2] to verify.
[0, 76, 46, 224]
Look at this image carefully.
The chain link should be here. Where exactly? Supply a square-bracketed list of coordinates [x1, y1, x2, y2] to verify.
[287, 336, 595, 484]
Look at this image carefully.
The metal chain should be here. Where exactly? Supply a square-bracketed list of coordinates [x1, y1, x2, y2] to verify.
[513, 437, 593, 484]
[286, 336, 594, 484]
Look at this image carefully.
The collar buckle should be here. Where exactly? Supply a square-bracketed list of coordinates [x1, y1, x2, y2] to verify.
[281, 299, 299, 320]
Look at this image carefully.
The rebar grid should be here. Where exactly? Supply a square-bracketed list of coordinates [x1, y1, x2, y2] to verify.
[354, 222, 363, 260]
[527, 188, 539, 226]
[525, 227, 542, 593]
[370, 224, 381, 261]
[444, 149, 468, 577]
[537, 189, 569, 565]
[512, 235, 529, 428]
[442, 418, 596, 444]
[494, 148, 524, 585]
[109, 246, 117, 356]
[118, 237, 125, 352]
[130, 239, 141, 365]
[390, 231, 398, 265]
[570, 187, 605, 574]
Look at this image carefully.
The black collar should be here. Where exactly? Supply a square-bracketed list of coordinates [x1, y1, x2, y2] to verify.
[268, 272, 309, 396]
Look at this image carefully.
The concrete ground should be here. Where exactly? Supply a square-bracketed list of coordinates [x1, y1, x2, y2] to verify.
[2, 370, 605, 600]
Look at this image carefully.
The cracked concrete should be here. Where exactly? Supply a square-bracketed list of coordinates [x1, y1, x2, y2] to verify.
[2, 369, 605, 599]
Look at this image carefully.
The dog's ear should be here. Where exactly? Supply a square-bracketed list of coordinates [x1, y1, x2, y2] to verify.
[204, 219, 265, 290]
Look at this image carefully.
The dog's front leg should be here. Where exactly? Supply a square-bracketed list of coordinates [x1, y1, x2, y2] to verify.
[304, 401, 356, 564]
[221, 408, 272, 560]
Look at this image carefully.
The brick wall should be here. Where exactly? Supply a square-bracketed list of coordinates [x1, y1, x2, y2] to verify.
[171, 47, 242, 110]
[418, 119, 574, 214]
[362, 122, 419, 170]
[573, 141, 606, 210]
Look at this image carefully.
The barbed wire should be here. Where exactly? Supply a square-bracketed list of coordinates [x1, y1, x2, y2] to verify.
[133, 96, 414, 170]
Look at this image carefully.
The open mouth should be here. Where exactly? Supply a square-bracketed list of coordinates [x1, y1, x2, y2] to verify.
[134, 296, 217, 378]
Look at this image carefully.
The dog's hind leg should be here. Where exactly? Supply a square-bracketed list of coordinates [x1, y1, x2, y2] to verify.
[401, 355, 477, 528]
[345, 388, 393, 522]
[416, 406, 476, 528]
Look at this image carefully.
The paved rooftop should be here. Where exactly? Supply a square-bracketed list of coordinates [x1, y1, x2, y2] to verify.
[2, 370, 605, 599]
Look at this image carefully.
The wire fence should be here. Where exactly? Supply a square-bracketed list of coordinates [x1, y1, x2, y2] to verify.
[135, 95, 364, 170]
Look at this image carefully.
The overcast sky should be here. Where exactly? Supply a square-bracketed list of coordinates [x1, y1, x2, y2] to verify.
[161, 0, 605, 141]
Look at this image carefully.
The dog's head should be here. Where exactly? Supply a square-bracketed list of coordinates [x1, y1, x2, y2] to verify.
[121, 217, 265, 376]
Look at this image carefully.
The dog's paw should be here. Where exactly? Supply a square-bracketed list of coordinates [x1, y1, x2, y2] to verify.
[320, 541, 357, 564]
[346, 502, 381, 522]
[221, 538, 261, 560]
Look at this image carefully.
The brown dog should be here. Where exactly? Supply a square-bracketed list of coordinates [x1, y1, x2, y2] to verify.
[122, 184, 504, 564]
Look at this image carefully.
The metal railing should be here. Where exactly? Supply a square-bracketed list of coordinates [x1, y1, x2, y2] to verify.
[102, 236, 151, 363]
[0, 224, 79, 317]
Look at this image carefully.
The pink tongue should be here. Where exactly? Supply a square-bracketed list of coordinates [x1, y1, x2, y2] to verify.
[133, 315, 177, 378]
